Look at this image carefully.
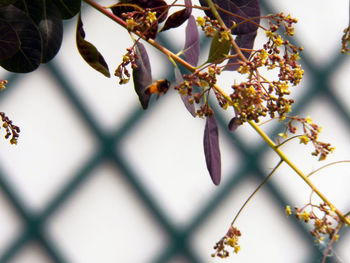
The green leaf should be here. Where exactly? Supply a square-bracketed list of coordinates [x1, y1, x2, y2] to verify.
[0, 5, 42, 73]
[52, 0, 81, 19]
[207, 31, 231, 64]
[0, 18, 20, 60]
[76, 13, 110, 78]
[38, 1, 63, 63]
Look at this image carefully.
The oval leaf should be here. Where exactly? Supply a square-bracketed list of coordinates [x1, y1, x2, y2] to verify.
[207, 31, 231, 64]
[184, 15, 199, 67]
[52, 0, 81, 19]
[0, 5, 42, 73]
[174, 67, 196, 117]
[0, 18, 20, 60]
[133, 42, 152, 109]
[199, 0, 260, 35]
[160, 0, 192, 32]
[76, 13, 110, 77]
[38, 1, 63, 63]
[203, 114, 221, 185]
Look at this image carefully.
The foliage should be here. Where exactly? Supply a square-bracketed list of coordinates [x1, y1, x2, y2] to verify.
[1, 0, 350, 261]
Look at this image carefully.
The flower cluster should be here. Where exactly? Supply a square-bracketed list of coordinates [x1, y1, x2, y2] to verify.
[286, 202, 341, 244]
[212, 226, 242, 258]
[196, 16, 220, 37]
[278, 116, 335, 160]
[0, 112, 20, 145]
[115, 47, 137, 84]
[232, 13, 303, 124]
[0, 79, 8, 90]
[341, 26, 350, 53]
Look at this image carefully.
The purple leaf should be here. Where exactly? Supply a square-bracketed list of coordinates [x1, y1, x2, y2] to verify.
[224, 31, 257, 71]
[160, 0, 192, 32]
[203, 114, 221, 185]
[133, 42, 152, 109]
[228, 117, 240, 132]
[199, 0, 260, 35]
[76, 13, 110, 77]
[184, 15, 200, 66]
[174, 67, 196, 117]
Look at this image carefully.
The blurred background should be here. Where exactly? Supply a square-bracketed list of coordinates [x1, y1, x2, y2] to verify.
[0, 0, 350, 262]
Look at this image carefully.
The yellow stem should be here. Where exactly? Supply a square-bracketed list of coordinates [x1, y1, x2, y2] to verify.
[84, 0, 350, 225]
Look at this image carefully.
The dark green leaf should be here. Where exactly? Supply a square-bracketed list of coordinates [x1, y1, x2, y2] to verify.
[133, 42, 152, 109]
[203, 114, 221, 185]
[0, 0, 16, 8]
[207, 31, 231, 64]
[76, 13, 110, 77]
[38, 1, 63, 63]
[0, 5, 42, 73]
[0, 18, 20, 60]
[52, 0, 81, 19]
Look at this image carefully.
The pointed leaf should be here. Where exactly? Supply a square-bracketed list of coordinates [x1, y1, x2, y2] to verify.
[76, 13, 110, 77]
[133, 42, 152, 109]
[204, 114, 221, 185]
[184, 15, 199, 67]
[52, 0, 81, 19]
[0, 18, 20, 60]
[0, 5, 42, 73]
[199, 0, 260, 35]
[224, 31, 257, 71]
[174, 67, 196, 117]
[38, 1, 63, 63]
[160, 0, 192, 32]
[207, 31, 231, 64]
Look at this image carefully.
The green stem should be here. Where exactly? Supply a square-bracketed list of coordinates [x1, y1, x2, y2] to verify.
[231, 159, 283, 226]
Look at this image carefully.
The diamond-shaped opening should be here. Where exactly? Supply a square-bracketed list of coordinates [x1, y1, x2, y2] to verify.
[332, 56, 350, 114]
[9, 242, 51, 263]
[0, 188, 22, 256]
[0, 68, 95, 211]
[121, 93, 241, 226]
[47, 162, 166, 263]
[264, 0, 348, 65]
[191, 177, 310, 263]
[262, 96, 350, 210]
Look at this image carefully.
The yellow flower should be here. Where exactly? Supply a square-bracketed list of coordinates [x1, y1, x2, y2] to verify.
[277, 81, 289, 94]
[238, 65, 250, 74]
[301, 211, 310, 222]
[265, 30, 274, 38]
[306, 116, 312, 125]
[234, 245, 241, 253]
[196, 16, 205, 27]
[146, 11, 157, 23]
[247, 85, 256, 95]
[285, 205, 292, 216]
[274, 35, 284, 46]
[220, 30, 230, 41]
[299, 135, 309, 144]
[126, 18, 138, 31]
